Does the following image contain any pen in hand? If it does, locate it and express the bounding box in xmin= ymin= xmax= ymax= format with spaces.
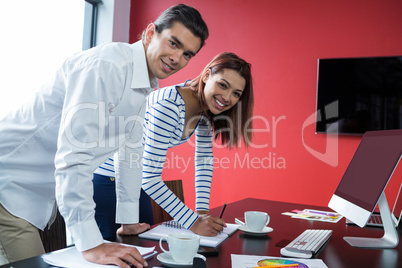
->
xmin=219 ymin=203 xmax=227 ymax=218
xmin=127 ymin=251 xmax=157 ymax=267
xmin=143 ymin=251 xmax=158 ymax=260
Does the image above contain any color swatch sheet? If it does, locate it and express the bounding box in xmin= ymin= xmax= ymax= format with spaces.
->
xmin=282 ymin=209 xmax=343 ymax=223
xmin=231 ymin=254 xmax=328 ymax=268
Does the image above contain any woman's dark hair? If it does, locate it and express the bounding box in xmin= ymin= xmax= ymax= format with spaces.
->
xmin=190 ymin=52 xmax=254 ymax=148
xmin=145 ymin=4 xmax=209 ymax=51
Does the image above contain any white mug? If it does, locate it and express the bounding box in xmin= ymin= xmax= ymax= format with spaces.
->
xmin=159 ymin=233 xmax=200 ymax=264
xmin=245 ymin=211 xmax=270 ymax=232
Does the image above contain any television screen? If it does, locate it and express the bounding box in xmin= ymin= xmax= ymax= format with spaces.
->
xmin=316 ymin=56 xmax=402 ymax=135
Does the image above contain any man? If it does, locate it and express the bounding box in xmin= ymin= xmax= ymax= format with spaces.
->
xmin=0 ymin=4 xmax=208 ymax=268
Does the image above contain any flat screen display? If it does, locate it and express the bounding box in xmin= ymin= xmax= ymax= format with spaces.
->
xmin=316 ymin=56 xmax=402 ymax=135
xmin=334 ymin=130 xmax=402 ymax=212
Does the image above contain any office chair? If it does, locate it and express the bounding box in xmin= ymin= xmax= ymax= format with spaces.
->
xmin=38 ymin=210 xmax=67 ymax=253
xmin=150 ymin=179 xmax=185 ymax=224
xmin=38 ymin=180 xmax=184 ymax=252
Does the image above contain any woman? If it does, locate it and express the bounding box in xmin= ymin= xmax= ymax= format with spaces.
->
xmin=142 ymin=52 xmax=254 ymax=236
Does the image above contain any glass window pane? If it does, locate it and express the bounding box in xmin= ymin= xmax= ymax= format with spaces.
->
xmin=0 ymin=1 xmax=85 ymax=119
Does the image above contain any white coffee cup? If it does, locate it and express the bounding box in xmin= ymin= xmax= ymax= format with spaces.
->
xmin=159 ymin=233 xmax=200 ymax=264
xmin=245 ymin=211 xmax=270 ymax=232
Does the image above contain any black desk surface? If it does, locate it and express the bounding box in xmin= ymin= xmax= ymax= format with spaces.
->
xmin=1 ymin=198 xmax=401 ymax=268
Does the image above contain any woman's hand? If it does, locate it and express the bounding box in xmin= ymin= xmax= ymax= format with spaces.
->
xmin=189 ymin=214 xmax=227 ymax=236
xmin=197 ymin=210 xmax=209 ymax=215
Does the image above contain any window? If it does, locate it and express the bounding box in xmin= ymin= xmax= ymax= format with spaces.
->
xmin=0 ymin=1 xmax=85 ymax=119
xmin=0 ymin=0 xmax=128 ymax=247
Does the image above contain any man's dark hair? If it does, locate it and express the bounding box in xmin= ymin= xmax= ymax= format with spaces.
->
xmin=153 ymin=4 xmax=209 ymax=50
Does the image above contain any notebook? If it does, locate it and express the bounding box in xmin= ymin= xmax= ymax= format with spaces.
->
xmin=139 ymin=221 xmax=239 ymax=247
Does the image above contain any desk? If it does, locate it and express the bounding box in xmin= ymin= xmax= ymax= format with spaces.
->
xmin=1 ymin=198 xmax=401 ymax=268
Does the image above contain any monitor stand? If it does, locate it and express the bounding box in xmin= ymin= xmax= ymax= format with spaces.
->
xmin=344 ymin=192 xmax=399 ymax=248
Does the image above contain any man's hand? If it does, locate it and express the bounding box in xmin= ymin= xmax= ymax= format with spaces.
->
xmin=117 ymin=223 xmax=151 ymax=236
xmin=189 ymin=214 xmax=227 ymax=236
xmin=82 ymin=242 xmax=147 ymax=268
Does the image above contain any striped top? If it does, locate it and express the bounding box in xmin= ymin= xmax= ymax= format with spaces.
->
xmin=142 ymin=84 xmax=213 ymax=229
xmin=95 ymin=157 xmax=115 ymax=178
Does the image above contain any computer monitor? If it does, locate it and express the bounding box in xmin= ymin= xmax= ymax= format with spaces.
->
xmin=345 ymin=179 xmax=402 ymax=228
xmin=328 ymin=129 xmax=402 ymax=248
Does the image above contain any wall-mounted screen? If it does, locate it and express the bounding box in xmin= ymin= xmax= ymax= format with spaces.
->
xmin=316 ymin=56 xmax=402 ymax=135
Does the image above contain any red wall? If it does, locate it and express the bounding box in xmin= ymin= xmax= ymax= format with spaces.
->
xmin=130 ymin=0 xmax=402 ymax=212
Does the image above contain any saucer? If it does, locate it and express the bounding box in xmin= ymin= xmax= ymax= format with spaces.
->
xmin=238 ymin=225 xmax=273 ymax=236
xmin=157 ymin=252 xmax=206 ymax=267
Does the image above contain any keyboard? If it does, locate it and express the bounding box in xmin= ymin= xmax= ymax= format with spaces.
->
xmin=346 ymin=213 xmax=384 ymax=227
xmin=280 ymin=229 xmax=332 ymax=258
xmin=368 ymin=214 xmax=383 ymax=225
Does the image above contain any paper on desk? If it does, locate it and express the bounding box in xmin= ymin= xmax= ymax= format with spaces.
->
xmin=282 ymin=209 xmax=343 ymax=223
xmin=139 ymin=221 xmax=239 ymax=247
xmin=42 ymin=243 xmax=155 ymax=268
xmin=231 ymin=254 xmax=328 ymax=268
